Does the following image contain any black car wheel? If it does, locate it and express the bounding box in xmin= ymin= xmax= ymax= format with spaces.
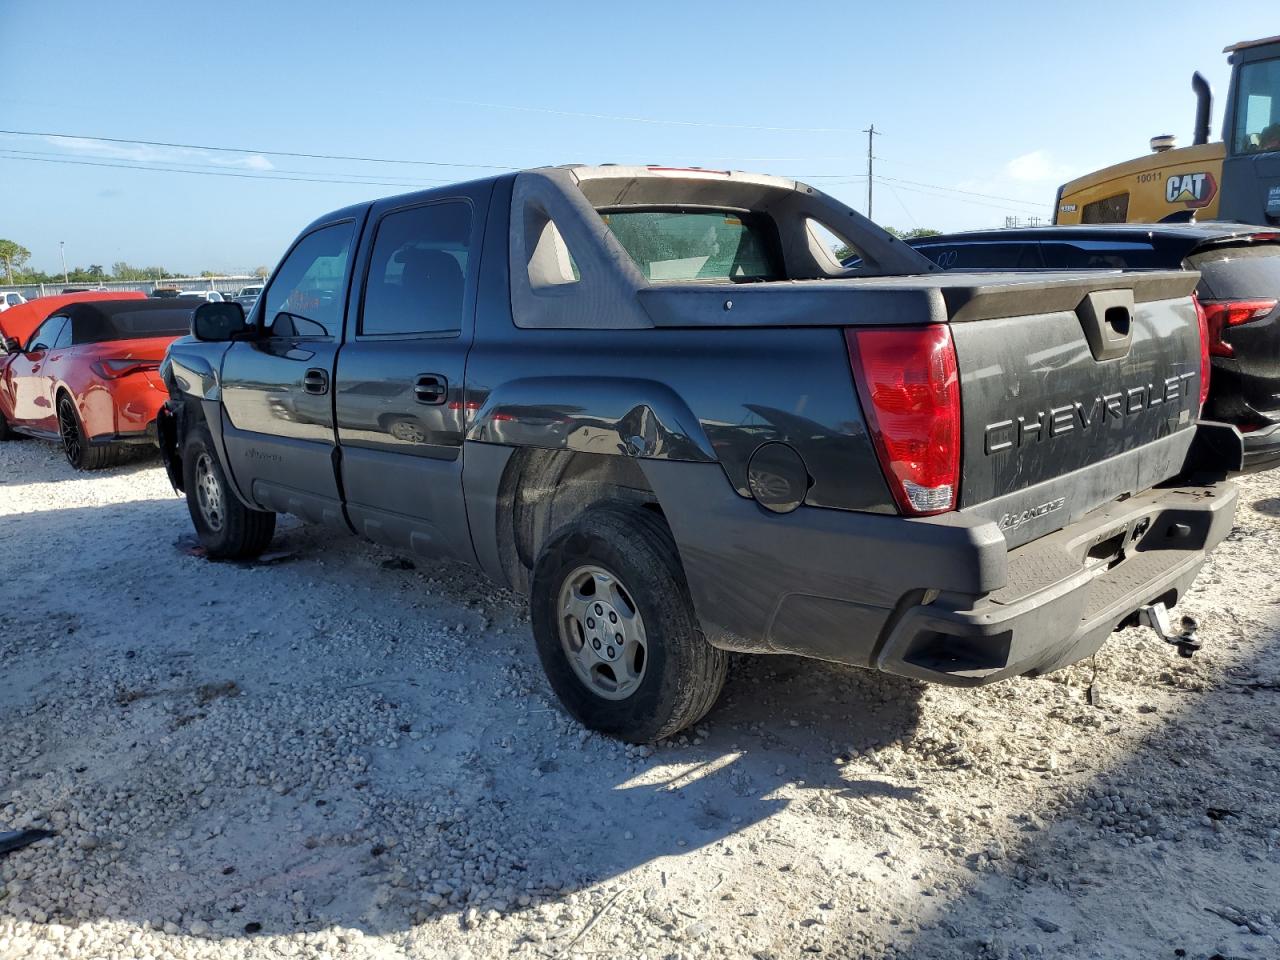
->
xmin=57 ymin=395 xmax=124 ymax=470
xmin=181 ymin=424 xmax=276 ymax=560
xmin=531 ymin=504 xmax=728 ymax=742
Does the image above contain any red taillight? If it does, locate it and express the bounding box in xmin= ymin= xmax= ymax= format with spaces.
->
xmin=1200 ymin=298 xmax=1277 ymax=359
xmin=846 ymin=324 xmax=960 ymax=516
xmin=92 ymin=358 xmax=160 ymax=379
xmin=1194 ymin=295 xmax=1211 ymax=410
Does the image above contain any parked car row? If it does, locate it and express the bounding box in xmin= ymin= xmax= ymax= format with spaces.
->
xmin=2 ymin=165 xmax=1274 ymax=741
xmin=0 ymin=292 xmax=203 ymax=467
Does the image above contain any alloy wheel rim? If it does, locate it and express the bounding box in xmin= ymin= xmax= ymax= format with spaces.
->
xmin=194 ymin=452 xmax=225 ymax=532
xmin=556 ymin=564 xmax=648 ymax=700
xmin=58 ymin=401 xmax=81 ymax=465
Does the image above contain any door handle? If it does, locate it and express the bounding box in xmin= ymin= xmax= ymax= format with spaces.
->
xmin=302 ymin=368 xmax=329 ymax=395
xmin=414 ymin=374 xmax=447 ymax=405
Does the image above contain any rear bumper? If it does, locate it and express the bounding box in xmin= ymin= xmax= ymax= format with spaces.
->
xmin=640 ymin=459 xmax=1237 ymax=688
xmin=1241 ymin=422 xmax=1280 ymax=474
xmin=876 ymin=480 xmax=1235 ymax=684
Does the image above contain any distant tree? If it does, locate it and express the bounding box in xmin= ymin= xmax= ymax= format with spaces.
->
xmin=253 ymin=265 xmax=270 ymax=279
xmin=0 ymin=239 xmax=31 ymax=283
xmin=87 ymin=264 xmax=105 ymax=279
xmin=200 ymin=270 xmax=217 ymax=278
xmin=883 ymin=226 xmax=942 ymax=240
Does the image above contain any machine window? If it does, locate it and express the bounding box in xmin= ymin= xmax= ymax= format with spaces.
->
xmin=1081 ymin=194 xmax=1130 ymax=224
xmin=361 ymin=201 xmax=472 ymax=337
xmin=1232 ymin=57 xmax=1280 ymax=154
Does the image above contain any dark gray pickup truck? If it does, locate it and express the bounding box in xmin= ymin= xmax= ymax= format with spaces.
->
xmin=159 ymin=165 xmax=1240 ymax=741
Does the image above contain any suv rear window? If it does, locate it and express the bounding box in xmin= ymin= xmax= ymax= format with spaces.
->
xmin=913 ymin=241 xmax=1041 ymax=270
xmin=1189 ymin=243 xmax=1280 ymax=299
xmin=600 ymin=209 xmax=781 ymax=282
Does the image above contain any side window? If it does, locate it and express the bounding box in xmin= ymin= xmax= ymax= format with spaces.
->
xmin=1231 ymin=57 xmax=1280 ymax=154
xmin=360 ymin=201 xmax=473 ymax=337
xmin=262 ymin=221 xmax=355 ymax=338
xmin=27 ymin=317 xmax=66 ymax=351
xmin=52 ymin=320 xmax=74 ymax=349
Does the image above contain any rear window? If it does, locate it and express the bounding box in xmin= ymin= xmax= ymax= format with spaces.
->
xmin=600 ymin=209 xmax=781 ymax=282
xmin=75 ymin=308 xmax=192 ymax=344
xmin=1188 ymin=244 xmax=1280 ymax=299
xmin=1039 ymin=240 xmax=1164 ymax=270
xmin=913 ymin=241 xmax=1041 ymax=270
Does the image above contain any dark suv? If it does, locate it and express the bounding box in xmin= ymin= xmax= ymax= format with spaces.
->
xmin=906 ymin=224 xmax=1280 ymax=472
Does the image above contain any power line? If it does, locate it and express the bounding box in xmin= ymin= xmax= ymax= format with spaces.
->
xmin=0 ymin=128 xmax=516 ymax=170
xmin=876 ymin=179 xmax=1051 ymax=216
xmin=0 ymin=153 xmax=439 ymax=188
xmin=423 ymin=97 xmax=861 ymax=134
xmin=0 ymin=148 xmax=451 ymax=185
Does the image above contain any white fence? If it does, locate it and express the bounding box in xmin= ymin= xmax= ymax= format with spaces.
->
xmin=0 ymin=276 xmax=262 ymax=300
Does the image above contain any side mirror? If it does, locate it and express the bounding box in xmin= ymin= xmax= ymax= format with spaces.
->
xmin=1 ymin=336 xmax=20 ymax=354
xmin=192 ymin=301 xmax=249 ymax=342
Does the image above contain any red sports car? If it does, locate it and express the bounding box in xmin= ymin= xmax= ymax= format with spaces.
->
xmin=0 ymin=297 xmax=200 ymax=469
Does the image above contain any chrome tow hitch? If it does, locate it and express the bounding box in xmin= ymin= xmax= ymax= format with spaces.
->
xmin=1138 ymin=602 xmax=1201 ymax=658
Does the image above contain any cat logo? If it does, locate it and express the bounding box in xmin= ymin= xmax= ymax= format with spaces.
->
xmin=1165 ymin=171 xmax=1218 ymax=209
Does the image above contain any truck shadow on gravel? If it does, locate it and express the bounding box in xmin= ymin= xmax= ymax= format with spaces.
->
xmin=0 ymin=494 xmax=929 ymax=947
xmin=888 ymin=623 xmax=1280 ymax=958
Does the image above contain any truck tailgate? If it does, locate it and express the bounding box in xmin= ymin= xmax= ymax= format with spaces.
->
xmin=948 ymin=270 xmax=1204 ymax=544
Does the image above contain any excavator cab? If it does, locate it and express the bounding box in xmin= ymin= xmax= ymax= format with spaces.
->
xmin=1218 ymin=36 xmax=1280 ymax=224
xmin=1056 ymin=35 xmax=1280 ymax=227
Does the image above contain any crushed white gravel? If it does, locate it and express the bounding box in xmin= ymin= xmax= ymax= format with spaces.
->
xmin=0 ymin=437 xmax=1278 ymax=960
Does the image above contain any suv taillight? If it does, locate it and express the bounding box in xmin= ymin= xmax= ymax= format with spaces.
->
xmin=1200 ymin=298 xmax=1277 ymax=359
xmin=845 ymin=324 xmax=960 ymax=516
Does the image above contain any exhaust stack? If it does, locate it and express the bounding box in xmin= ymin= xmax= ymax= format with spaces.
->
xmin=1192 ymin=71 xmax=1213 ymax=145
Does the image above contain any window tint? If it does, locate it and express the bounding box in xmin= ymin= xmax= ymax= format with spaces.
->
xmin=263 ymin=221 xmax=354 ymax=338
xmin=361 ymin=201 xmax=472 ymax=336
xmin=1188 ymin=244 xmax=1280 ymax=299
xmin=914 ymin=242 xmax=1041 ymax=270
xmin=1039 ymin=240 xmax=1163 ymax=270
xmin=1082 ymin=194 xmax=1130 ymax=224
xmin=1232 ymin=57 xmax=1280 ymax=154
xmin=601 ymin=209 xmax=781 ymax=282
xmin=27 ymin=316 xmax=66 ymax=351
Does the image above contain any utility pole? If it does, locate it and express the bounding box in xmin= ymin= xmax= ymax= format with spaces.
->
xmin=862 ymin=124 xmax=880 ymax=221
xmin=59 ymin=241 xmax=68 ymax=284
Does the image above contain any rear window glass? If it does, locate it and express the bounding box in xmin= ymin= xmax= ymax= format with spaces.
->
xmin=600 ymin=209 xmax=781 ymax=282
xmin=1188 ymin=244 xmax=1280 ymax=299
xmin=913 ymin=242 xmax=1041 ymax=270
xmin=75 ymin=308 xmax=192 ymax=344
xmin=1039 ymin=240 xmax=1164 ymax=270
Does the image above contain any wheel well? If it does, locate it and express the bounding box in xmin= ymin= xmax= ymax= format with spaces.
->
xmin=496 ymin=449 xmax=662 ymax=593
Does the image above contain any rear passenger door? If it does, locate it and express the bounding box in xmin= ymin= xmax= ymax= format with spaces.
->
xmin=335 ymin=185 xmax=490 ymax=563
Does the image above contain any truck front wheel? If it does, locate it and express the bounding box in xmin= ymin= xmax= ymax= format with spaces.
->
xmin=181 ymin=425 xmax=276 ymax=560
xmin=531 ymin=504 xmax=728 ymax=742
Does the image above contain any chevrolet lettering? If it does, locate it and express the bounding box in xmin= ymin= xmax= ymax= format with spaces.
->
xmin=984 ymin=372 xmax=1197 ymax=455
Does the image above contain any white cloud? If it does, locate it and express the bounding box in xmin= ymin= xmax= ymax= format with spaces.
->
xmin=1004 ymin=149 xmax=1072 ymax=184
xmin=45 ymin=136 xmax=273 ymax=171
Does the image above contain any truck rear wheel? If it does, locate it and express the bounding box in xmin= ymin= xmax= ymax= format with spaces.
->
xmin=531 ymin=504 xmax=728 ymax=742
xmin=182 ymin=425 xmax=276 ymax=560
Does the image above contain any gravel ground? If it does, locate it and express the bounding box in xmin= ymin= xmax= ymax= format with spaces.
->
xmin=1 ymin=437 xmax=1278 ymax=960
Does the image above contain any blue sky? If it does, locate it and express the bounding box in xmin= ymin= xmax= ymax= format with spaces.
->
xmin=2 ymin=0 xmax=1277 ymax=275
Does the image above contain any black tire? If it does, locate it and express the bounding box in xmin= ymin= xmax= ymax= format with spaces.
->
xmin=181 ymin=423 xmax=276 ymax=560
xmin=58 ymin=395 xmax=127 ymax=470
xmin=531 ymin=504 xmax=729 ymax=742
xmin=0 ymin=407 xmax=23 ymax=441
